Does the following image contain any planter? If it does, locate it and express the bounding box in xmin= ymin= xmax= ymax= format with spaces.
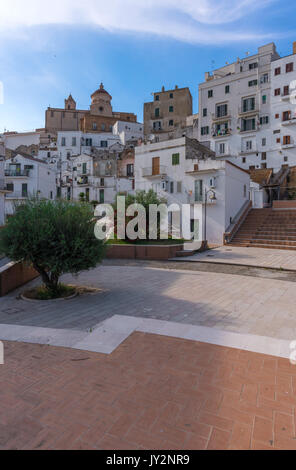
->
xmin=106 ymin=243 xmax=184 ymax=260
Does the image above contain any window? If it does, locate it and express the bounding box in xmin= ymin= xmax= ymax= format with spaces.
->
xmin=67 ymin=152 xmax=71 ymax=159
xmin=169 ymin=93 xmax=174 ymax=99
xmin=216 ymin=103 xmax=228 ymax=118
xmin=50 ymin=191 xmax=53 ymax=200
xmin=169 ymin=120 xmax=174 ymax=126
xmin=275 ymin=67 xmax=281 ymax=76
xmin=208 ymin=90 xmax=213 ymax=98
xmin=242 ymin=97 xmax=255 ymax=112
xmin=22 ymin=183 xmax=28 ymax=197
xmin=248 ymin=80 xmax=258 ymax=87
xmin=92 ymin=122 xmax=97 ymax=130
xmin=172 ymin=153 xmax=180 ymax=165
xmin=85 ymin=138 xmax=92 ymax=146
xmin=219 ymin=143 xmax=225 ymax=154
xmin=276 ymin=138 xmax=281 ymax=143
xmin=169 ymin=106 xmax=174 ymax=113
xmin=274 ymin=88 xmax=281 ymax=96
xmin=6 ymin=183 xmax=14 ymax=191
xmin=47 ymin=152 xmax=51 ymax=158
xmin=72 ymin=137 xmax=76 ymax=146
xmin=50 ymin=110 xmax=54 ymax=118
xmin=100 ymin=178 xmax=104 ymax=187
xmin=246 ymin=140 xmax=252 ymax=151
xmin=127 ymin=164 xmax=134 ymax=177
xmin=262 ymin=95 xmax=267 ymax=104
xmin=273 ymin=129 xmax=281 ymax=134
xmin=202 ymin=108 xmax=207 ymax=117
xmin=286 ymin=62 xmax=294 ymax=73
xmin=99 ymin=189 xmax=104 ymax=203
xmin=242 ymin=157 xmax=246 ymax=163
xmin=249 ymin=62 xmax=258 ymax=70
xmin=82 ymin=163 xmax=87 ymax=174
xmin=61 ymin=137 xmax=66 ymax=146
xmin=194 ymin=180 xmax=203 ymax=202
xmin=225 ymin=85 xmax=230 ymax=94
xmin=177 ymin=181 xmax=182 ymax=193
xmin=153 ymin=121 xmax=161 ymax=131
xmin=100 ymin=141 xmax=108 ymax=148
xmin=170 ymin=182 xmax=174 ymax=193
xmin=283 ymin=111 xmax=291 ymax=122
xmin=155 ymin=108 xmax=160 ymax=117
xmin=155 ymin=95 xmax=159 ymax=101
xmin=261 ymin=163 xmax=267 ymax=169
xmin=275 ymin=113 xmax=279 ymax=119
xmin=283 ymin=85 xmax=290 ymax=96
xmin=261 ymin=152 xmax=267 ymax=160
xmin=201 ymin=126 xmax=209 ymax=135
xmin=101 ymin=124 xmax=105 ymax=131
xmin=262 ymin=138 xmax=266 ymax=146
xmin=244 ymin=185 xmax=247 ymax=198
xmin=283 ymin=136 xmax=291 ymax=145
xmin=260 ymin=116 xmax=269 ymax=125
xmin=242 ymin=118 xmax=256 ymax=132
xmin=260 ymin=74 xmax=269 ymax=84
xmin=284 ymin=156 xmax=288 ymax=162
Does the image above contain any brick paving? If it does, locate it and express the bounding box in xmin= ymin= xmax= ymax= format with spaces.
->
xmin=1 ymin=333 xmax=296 ymax=450
xmin=180 ymin=245 xmax=296 ymax=270
xmin=1 ymin=265 xmax=296 ymax=340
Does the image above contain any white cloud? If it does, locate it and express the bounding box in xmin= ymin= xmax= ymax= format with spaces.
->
xmin=0 ymin=0 xmax=276 ymax=44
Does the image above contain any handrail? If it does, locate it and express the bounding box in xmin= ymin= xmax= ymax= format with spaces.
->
xmin=223 ymin=200 xmax=252 ymax=244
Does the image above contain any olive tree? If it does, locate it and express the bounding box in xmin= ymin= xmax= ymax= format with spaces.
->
xmin=0 ymin=198 xmax=105 ymax=293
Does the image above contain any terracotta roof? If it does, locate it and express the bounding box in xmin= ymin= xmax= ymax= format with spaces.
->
xmin=249 ymin=168 xmax=273 ymax=185
xmin=91 ymin=83 xmax=111 ymax=98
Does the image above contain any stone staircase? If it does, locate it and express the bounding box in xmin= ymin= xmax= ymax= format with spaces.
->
xmin=229 ymin=208 xmax=296 ymax=250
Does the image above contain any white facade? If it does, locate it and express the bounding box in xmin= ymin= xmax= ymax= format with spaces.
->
xmin=0 ymin=131 xmax=41 ymax=151
xmin=198 ymin=43 xmax=281 ymax=171
xmin=135 ymin=137 xmax=250 ymax=244
xmin=4 ymin=154 xmax=57 ymax=216
xmin=56 ymin=131 xmax=121 ymax=161
xmin=113 ymin=121 xmax=143 ymax=145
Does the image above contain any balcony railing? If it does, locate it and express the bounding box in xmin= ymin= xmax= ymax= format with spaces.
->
xmin=5 ymin=169 xmax=30 ymax=177
xmin=282 ymin=138 xmax=295 ymax=148
xmin=212 ymin=129 xmax=231 ymax=138
xmin=238 ymin=106 xmax=259 ymax=116
xmin=240 ymin=145 xmax=257 ymax=154
xmin=142 ymin=165 xmax=167 ymax=177
xmin=211 ymin=112 xmax=231 ymax=122
xmin=5 ymin=191 xmax=28 ymax=198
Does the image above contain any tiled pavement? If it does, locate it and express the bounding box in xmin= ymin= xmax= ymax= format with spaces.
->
xmin=175 ymin=246 xmax=296 ymax=271
xmin=1 ymin=332 xmax=296 ymax=450
xmin=1 ymin=265 xmax=296 ymax=340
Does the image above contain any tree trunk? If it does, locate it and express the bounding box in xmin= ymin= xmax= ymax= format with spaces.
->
xmin=33 ymin=264 xmax=60 ymax=293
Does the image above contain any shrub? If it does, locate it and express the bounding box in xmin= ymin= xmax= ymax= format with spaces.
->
xmin=0 ymin=198 xmax=105 ymax=294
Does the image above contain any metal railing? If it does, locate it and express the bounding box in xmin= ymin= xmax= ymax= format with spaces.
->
xmin=142 ymin=165 xmax=167 ymax=177
xmin=5 ymin=170 xmax=30 ymax=177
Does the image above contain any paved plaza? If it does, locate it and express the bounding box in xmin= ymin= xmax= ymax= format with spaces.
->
xmin=1 ymin=333 xmax=296 ymax=450
xmin=176 ymin=246 xmax=296 ymax=271
xmin=1 ymin=263 xmax=296 ymax=340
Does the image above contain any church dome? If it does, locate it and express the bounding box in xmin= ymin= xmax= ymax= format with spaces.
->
xmin=91 ymin=83 xmax=112 ymax=100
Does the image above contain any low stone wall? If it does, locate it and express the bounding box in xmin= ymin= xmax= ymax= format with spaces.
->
xmin=0 ymin=261 xmax=39 ymax=297
xmin=273 ymin=201 xmax=296 ymax=210
xmin=106 ymin=244 xmax=184 ymax=260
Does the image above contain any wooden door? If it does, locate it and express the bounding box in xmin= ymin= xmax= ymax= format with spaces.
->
xmin=152 ymin=157 xmax=160 ymax=175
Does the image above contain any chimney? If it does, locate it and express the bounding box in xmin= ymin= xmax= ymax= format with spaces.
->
xmin=293 ymin=41 xmax=296 ymax=55
xmin=161 ymin=86 xmax=165 ymax=92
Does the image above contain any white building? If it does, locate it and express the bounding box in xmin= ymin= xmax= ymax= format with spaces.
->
xmin=135 ymin=137 xmax=250 ymax=245
xmin=4 ymin=154 xmax=57 ymax=216
xmin=113 ymin=121 xmax=143 ymax=145
xmin=0 ymin=130 xmax=41 ymax=151
xmin=198 ymin=41 xmax=296 ymax=174
xmin=56 ymin=131 xmax=121 ymax=161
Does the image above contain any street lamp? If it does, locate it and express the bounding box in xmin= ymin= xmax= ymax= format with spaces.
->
xmin=204 ymin=188 xmax=217 ymax=244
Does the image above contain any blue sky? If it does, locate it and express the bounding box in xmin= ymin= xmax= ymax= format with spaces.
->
xmin=0 ymin=0 xmax=295 ymax=132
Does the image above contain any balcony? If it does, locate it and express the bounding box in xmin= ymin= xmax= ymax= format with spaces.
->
xmin=187 ymin=194 xmax=217 ymax=205
xmin=240 ymin=144 xmax=257 ymax=155
xmin=77 ymin=176 xmax=89 ymax=185
xmin=281 ymin=91 xmax=290 ymax=101
xmin=212 ymin=129 xmax=231 ymax=138
xmin=5 ymin=191 xmax=28 ymax=199
xmin=5 ymin=169 xmax=30 ymax=177
xmin=238 ymin=106 xmax=259 ymax=117
xmin=142 ymin=165 xmax=167 ymax=178
xmin=211 ymin=112 xmax=231 ymax=122
xmin=282 ymin=117 xmax=296 ymax=126
xmin=282 ymin=139 xmax=295 ymax=149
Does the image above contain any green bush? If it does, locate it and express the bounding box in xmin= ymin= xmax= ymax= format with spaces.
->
xmin=0 ymin=198 xmax=105 ymax=294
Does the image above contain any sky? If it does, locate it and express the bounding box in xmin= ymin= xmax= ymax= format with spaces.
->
xmin=0 ymin=0 xmax=296 ymax=133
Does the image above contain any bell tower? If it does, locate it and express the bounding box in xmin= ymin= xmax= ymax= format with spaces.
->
xmin=65 ymin=94 xmax=76 ymax=110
